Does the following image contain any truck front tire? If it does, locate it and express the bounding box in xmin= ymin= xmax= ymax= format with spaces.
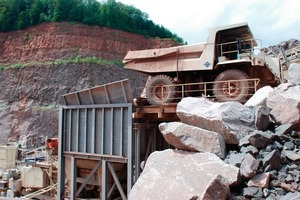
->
xmin=146 ymin=75 xmax=177 ymax=105
xmin=213 ymin=69 xmax=250 ymax=102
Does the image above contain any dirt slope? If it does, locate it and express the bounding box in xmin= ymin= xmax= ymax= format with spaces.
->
xmin=0 ymin=22 xmax=179 ymax=65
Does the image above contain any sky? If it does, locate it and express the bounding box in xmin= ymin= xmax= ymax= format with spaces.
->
xmin=117 ymin=0 xmax=299 ymax=48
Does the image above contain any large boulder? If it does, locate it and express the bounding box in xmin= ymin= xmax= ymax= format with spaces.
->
xmin=159 ymin=122 xmax=226 ymax=158
xmin=129 ymin=149 xmax=240 ymax=200
xmin=177 ymin=97 xmax=255 ymax=144
xmin=245 ymin=86 xmax=274 ymax=107
xmin=288 ymin=63 xmax=300 ymax=85
xmin=266 ymin=83 xmax=300 ymax=130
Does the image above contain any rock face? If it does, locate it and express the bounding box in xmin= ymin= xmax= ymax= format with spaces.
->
xmin=0 ymin=22 xmax=179 ymax=145
xmin=0 ymin=22 xmax=180 ymax=65
xmin=0 ymin=63 xmax=148 ymax=144
xmin=129 ymin=149 xmax=240 ymax=200
xmin=159 ymin=122 xmax=226 ymax=158
xmin=177 ymin=97 xmax=255 ymax=144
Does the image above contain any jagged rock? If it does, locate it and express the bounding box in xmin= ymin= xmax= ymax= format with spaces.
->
xmin=248 ymin=173 xmax=270 ymax=188
xmin=263 ymin=150 xmax=281 ymax=171
xmin=267 ymin=84 xmax=300 ymax=130
xmin=239 ymin=131 xmax=273 ymax=149
xmin=226 ymin=152 xmax=245 ymax=167
xmin=129 ymin=149 xmax=240 ymax=200
xmin=282 ymin=149 xmax=300 ymax=161
xmin=245 ymin=86 xmax=273 ymax=107
xmin=243 ymin=187 xmax=263 ymax=198
xmin=255 ymin=106 xmax=272 ymax=131
xmin=240 ymin=145 xmax=259 ymax=155
xmin=294 ymin=139 xmax=300 ymax=146
xmin=280 ymin=183 xmax=295 ymax=193
xmin=177 ymin=97 xmax=255 ymax=144
xmin=285 ymin=174 xmax=294 ymax=183
xmin=270 ymin=179 xmax=281 ymax=187
xmin=283 ymin=141 xmax=295 ymax=150
xmin=240 ymin=153 xmax=260 ymax=179
xmin=263 ymin=188 xmax=270 ymax=198
xmin=280 ymin=192 xmax=300 ymax=200
xmin=159 ymin=122 xmax=226 ymax=158
xmin=275 ymin=124 xmax=294 ymax=136
xmin=278 ymin=172 xmax=287 ymax=183
xmin=273 ymin=141 xmax=283 ymax=150
xmin=200 ymin=174 xmax=231 ymax=200
xmin=290 ymin=131 xmax=300 ymax=138
xmin=275 ymin=187 xmax=286 ymax=196
xmin=288 ymin=63 xmax=300 ymax=85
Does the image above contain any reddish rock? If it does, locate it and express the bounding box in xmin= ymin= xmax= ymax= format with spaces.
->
xmin=0 ymin=22 xmax=180 ymax=65
xmin=240 ymin=153 xmax=260 ymax=179
xmin=200 ymin=175 xmax=230 ymax=200
xmin=267 ymin=84 xmax=300 ymax=130
xmin=129 ymin=149 xmax=240 ymax=200
xmin=177 ymin=97 xmax=255 ymax=144
xmin=159 ymin=122 xmax=226 ymax=158
xmin=245 ymin=86 xmax=273 ymax=107
xmin=288 ymin=63 xmax=300 ymax=85
xmin=247 ymin=173 xmax=270 ymax=188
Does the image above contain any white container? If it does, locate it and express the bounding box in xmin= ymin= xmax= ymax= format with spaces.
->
xmin=21 ymin=166 xmax=47 ymax=188
xmin=0 ymin=145 xmax=17 ymax=169
xmin=9 ymin=178 xmax=22 ymax=192
xmin=6 ymin=190 xmax=15 ymax=198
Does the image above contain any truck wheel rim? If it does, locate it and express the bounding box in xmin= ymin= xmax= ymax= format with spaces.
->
xmin=153 ymin=84 xmax=168 ymax=100
xmin=223 ymin=81 xmax=240 ymax=97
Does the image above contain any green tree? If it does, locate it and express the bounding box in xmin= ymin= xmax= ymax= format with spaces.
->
xmin=0 ymin=0 xmax=184 ymax=43
xmin=29 ymin=0 xmax=43 ymax=25
xmin=69 ymin=0 xmax=84 ymax=22
xmin=82 ymin=0 xmax=101 ymax=25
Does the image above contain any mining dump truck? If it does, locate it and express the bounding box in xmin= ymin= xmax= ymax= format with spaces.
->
xmin=123 ymin=22 xmax=285 ymax=105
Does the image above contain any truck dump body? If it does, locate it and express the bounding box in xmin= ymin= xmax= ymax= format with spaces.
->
xmin=123 ymin=43 xmax=206 ymax=73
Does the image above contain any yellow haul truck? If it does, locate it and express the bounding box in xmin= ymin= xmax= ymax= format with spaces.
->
xmin=123 ymin=22 xmax=284 ymax=105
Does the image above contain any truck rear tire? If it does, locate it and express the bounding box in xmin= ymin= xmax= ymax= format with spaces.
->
xmin=146 ymin=75 xmax=177 ymax=105
xmin=213 ymin=69 xmax=250 ymax=102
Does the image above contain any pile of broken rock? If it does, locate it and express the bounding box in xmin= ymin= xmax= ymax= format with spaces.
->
xmin=129 ymin=63 xmax=300 ymax=200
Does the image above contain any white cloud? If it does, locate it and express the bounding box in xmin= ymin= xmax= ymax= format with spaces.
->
xmin=117 ymin=0 xmax=300 ymax=47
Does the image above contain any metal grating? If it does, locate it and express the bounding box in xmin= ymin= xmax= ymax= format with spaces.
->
xmin=61 ymin=104 xmax=131 ymax=157
xmin=62 ymin=79 xmax=133 ymax=105
xmin=58 ymin=79 xmax=134 ymax=200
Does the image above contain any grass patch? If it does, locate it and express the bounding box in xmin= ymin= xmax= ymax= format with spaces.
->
xmin=0 ymin=56 xmax=123 ymax=70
